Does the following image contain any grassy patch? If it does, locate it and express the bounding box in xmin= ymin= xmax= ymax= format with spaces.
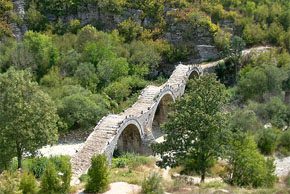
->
xmin=110 ymin=154 xmax=156 ymax=185
xmin=112 ymin=153 xmax=155 ymax=170
xmin=164 ymin=179 xmax=188 ymax=193
xmin=200 ymin=181 xmax=227 ymax=189
xmin=110 ymin=168 xmax=148 ymax=185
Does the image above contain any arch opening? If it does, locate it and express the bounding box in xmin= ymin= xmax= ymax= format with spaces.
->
xmin=116 ymin=124 xmax=143 ymax=155
xmin=189 ymin=70 xmax=199 ymax=79
xmin=152 ymin=93 xmax=174 ymax=139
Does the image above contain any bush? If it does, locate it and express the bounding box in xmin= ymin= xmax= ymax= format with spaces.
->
xmin=257 ymin=128 xmax=280 ymax=155
xmin=0 ymin=171 xmax=21 ymax=194
xmin=286 ymin=172 xmax=290 ymax=188
xmin=118 ymin=19 xmax=143 ymax=42
xmin=30 ymin=157 xmax=50 ymax=178
xmin=19 ymin=172 xmax=38 ymax=194
xmin=85 ymin=154 xmax=109 ymax=193
xmin=279 ymin=130 xmax=290 ymax=155
xmin=141 ymin=172 xmax=164 ymax=194
xmin=39 ymin=162 xmax=61 ymax=194
xmin=225 ymin=135 xmax=276 ymax=188
xmin=50 ymin=156 xmax=72 ymax=193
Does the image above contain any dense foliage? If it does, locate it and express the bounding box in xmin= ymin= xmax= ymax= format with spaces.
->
xmin=153 ymin=75 xmax=230 ymax=182
xmin=225 ymin=134 xmax=276 ymax=187
xmin=85 ymin=154 xmax=109 ymax=193
xmin=0 ymin=156 xmax=71 ymax=193
xmin=0 ymin=0 xmax=289 ymax=191
xmin=0 ymin=68 xmax=59 ymax=169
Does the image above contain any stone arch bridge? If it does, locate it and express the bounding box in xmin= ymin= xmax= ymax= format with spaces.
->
xmin=71 ymin=47 xmax=269 ymax=183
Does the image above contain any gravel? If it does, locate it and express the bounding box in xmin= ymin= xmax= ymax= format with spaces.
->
xmin=275 ymin=156 xmax=290 ymax=178
xmin=38 ymin=143 xmax=84 ymax=157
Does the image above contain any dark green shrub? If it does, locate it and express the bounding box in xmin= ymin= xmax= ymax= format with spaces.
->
xmin=39 ymin=162 xmax=61 ymax=194
xmin=30 ymin=157 xmax=49 ymax=178
xmin=19 ymin=172 xmax=38 ymax=194
xmin=85 ymin=154 xmax=109 ymax=193
xmin=279 ymin=130 xmax=290 ymax=155
xmin=141 ymin=172 xmax=164 ymax=194
xmin=257 ymin=128 xmax=280 ymax=155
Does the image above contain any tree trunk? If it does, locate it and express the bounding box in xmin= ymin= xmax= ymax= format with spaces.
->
xmin=201 ymin=172 xmax=205 ymax=183
xmin=16 ymin=144 xmax=22 ymax=169
xmin=285 ymin=90 xmax=290 ymax=104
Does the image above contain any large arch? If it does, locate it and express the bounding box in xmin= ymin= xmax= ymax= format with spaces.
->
xmin=115 ymin=121 xmax=144 ymax=155
xmin=188 ymin=69 xmax=200 ymax=79
xmin=151 ymin=92 xmax=175 ymax=139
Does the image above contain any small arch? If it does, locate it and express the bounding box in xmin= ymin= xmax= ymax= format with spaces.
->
xmin=188 ymin=70 xmax=199 ymax=79
xmin=116 ymin=124 xmax=143 ymax=154
xmin=152 ymin=93 xmax=174 ymax=139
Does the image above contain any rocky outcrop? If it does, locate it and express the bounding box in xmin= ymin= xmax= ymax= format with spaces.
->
xmin=10 ymin=0 xmax=27 ymax=40
xmin=196 ymin=45 xmax=219 ymax=61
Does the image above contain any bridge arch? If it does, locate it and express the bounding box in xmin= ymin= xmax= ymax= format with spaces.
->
xmin=188 ymin=68 xmax=201 ymax=79
xmin=114 ymin=118 xmax=144 ymax=155
xmin=151 ymin=91 xmax=175 ymax=139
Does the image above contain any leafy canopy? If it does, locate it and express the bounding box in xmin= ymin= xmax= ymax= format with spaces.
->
xmin=153 ymin=74 xmax=230 ymax=182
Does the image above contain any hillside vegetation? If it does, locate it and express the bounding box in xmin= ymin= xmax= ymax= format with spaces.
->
xmin=0 ymin=0 xmax=290 ymax=193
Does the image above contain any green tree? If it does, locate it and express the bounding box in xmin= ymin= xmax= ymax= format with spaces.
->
xmin=58 ymin=93 xmax=108 ymax=131
xmin=237 ymin=65 xmax=287 ymax=102
xmin=40 ymin=162 xmax=61 ymax=194
xmin=104 ymin=81 xmax=131 ymax=103
xmin=97 ymin=57 xmax=129 ymax=87
xmin=0 ymin=68 xmax=59 ymax=169
xmin=127 ymin=41 xmax=162 ymax=74
xmin=74 ymin=62 xmax=99 ymax=92
xmin=12 ymin=31 xmax=59 ymax=80
xmin=85 ymin=154 xmax=109 ymax=193
xmin=153 ymin=75 xmax=229 ymax=182
xmin=225 ymin=134 xmax=276 ymax=188
xmin=25 ymin=1 xmax=47 ymax=31
xmin=242 ymin=23 xmax=266 ymax=45
xmin=268 ymin=22 xmax=285 ymax=45
xmin=229 ymin=109 xmax=262 ymax=133
xmin=118 ymin=19 xmax=143 ymax=42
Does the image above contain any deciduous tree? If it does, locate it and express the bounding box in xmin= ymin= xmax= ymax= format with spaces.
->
xmin=0 ymin=68 xmax=59 ymax=169
xmin=153 ymin=75 xmax=229 ymax=182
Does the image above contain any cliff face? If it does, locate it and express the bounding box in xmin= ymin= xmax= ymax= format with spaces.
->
xmin=58 ymin=4 xmax=219 ymax=63
xmin=10 ymin=0 xmax=27 ymax=40
xmin=11 ymin=2 xmax=219 ymax=64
